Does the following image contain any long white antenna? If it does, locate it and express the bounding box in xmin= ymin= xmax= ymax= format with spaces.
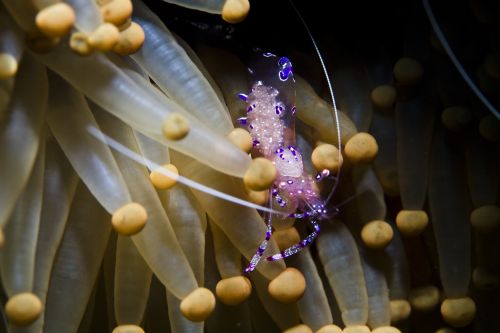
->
xmin=423 ymin=0 xmax=500 ymax=119
xmin=288 ymin=0 xmax=343 ymax=203
xmin=87 ymin=125 xmax=287 ymax=216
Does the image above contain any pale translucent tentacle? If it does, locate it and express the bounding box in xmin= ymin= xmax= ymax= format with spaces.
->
xmin=43 ymin=183 xmax=111 ymax=332
xmin=0 ymin=54 xmax=47 ymax=228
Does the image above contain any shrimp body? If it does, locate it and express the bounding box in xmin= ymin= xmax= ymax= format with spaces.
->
xmin=241 ymin=53 xmax=328 ymax=271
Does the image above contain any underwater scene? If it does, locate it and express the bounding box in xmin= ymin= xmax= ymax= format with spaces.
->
xmin=0 ymin=0 xmax=499 ymax=332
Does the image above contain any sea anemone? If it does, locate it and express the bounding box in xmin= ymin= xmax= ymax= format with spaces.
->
xmin=0 ymin=0 xmax=499 ymax=332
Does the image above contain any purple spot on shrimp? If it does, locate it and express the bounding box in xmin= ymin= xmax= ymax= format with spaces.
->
xmin=247 ymin=106 xmax=253 ymax=112
xmin=253 ymin=139 xmax=260 ymax=147
xmin=238 ymin=117 xmax=247 ymax=125
xmin=279 ymin=70 xmax=290 ymax=81
xmin=275 ymin=106 xmax=281 ymax=115
xmin=278 ymin=57 xmax=291 ymax=66
xmin=238 ymin=93 xmax=248 ymax=101
xmin=249 ymin=124 xmax=254 ymax=129
xmin=265 ymin=230 xmax=272 ymax=239
xmin=291 ymin=106 xmax=296 ymax=116
xmin=278 ymin=57 xmax=293 ymax=81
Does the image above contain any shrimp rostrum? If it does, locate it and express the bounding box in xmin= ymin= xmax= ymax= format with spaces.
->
xmin=240 ymin=53 xmax=338 ymax=273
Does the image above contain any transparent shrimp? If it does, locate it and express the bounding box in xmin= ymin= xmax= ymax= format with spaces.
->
xmin=240 ymin=52 xmax=340 ymax=273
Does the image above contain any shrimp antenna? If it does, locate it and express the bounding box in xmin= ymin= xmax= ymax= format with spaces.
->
xmin=422 ymin=0 xmax=500 ymax=119
xmin=288 ymin=0 xmax=343 ymax=202
xmin=87 ymin=125 xmax=287 ymax=216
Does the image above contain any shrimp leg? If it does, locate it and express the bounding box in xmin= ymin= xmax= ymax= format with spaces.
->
xmin=244 ymin=195 xmax=274 ymax=273
xmin=266 ymin=219 xmax=320 ymax=261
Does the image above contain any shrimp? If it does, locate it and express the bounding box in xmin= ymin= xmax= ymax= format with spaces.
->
xmin=240 ymin=52 xmax=339 ymax=273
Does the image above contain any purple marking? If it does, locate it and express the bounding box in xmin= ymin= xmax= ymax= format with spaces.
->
xmin=249 ymin=124 xmax=254 ymax=129
xmin=253 ymin=139 xmax=260 ymax=147
xmin=247 ymin=106 xmax=253 ymax=112
xmin=238 ymin=93 xmax=248 ymax=101
xmin=238 ymin=117 xmax=247 ymax=125
xmin=287 ymin=180 xmax=293 ymax=184
xmin=263 ymin=52 xmax=276 ymax=58
xmin=291 ymin=106 xmax=296 ymax=116
xmin=278 ymin=57 xmax=293 ymax=81
xmin=275 ymin=106 xmax=281 ymax=115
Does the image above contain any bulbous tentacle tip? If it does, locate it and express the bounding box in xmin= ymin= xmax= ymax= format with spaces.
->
xmin=150 ymin=163 xmax=179 ymax=190
xmin=216 ymin=276 xmax=252 ymax=305
xmin=396 ymin=210 xmax=429 ymax=236
xmin=393 ymin=57 xmax=424 ymax=85
xmin=111 ymin=202 xmax=148 ymax=235
xmin=441 ymin=297 xmax=476 ymax=328
xmin=0 ymin=53 xmax=18 ymax=79
xmin=227 ymin=127 xmax=253 ymax=153
xmin=317 ymin=324 xmax=342 ymax=333
xmin=112 ymin=325 xmax=145 ymax=333
xmin=283 ymin=323 xmax=313 ymax=333
xmin=361 ymin=220 xmax=394 ymax=249
xmin=272 ymin=227 xmax=300 ymax=252
xmin=180 ymin=287 xmax=216 ymax=322
xmin=100 ymin=0 xmax=133 ymax=27
xmin=5 ymin=292 xmax=43 ymax=326
xmin=371 ymin=84 xmax=397 ymax=109
xmin=408 ymin=285 xmax=441 ymax=312
xmin=371 ymin=326 xmax=402 ymax=333
xmin=311 ymin=143 xmax=342 ymax=173
xmin=35 ymin=3 xmax=76 ymax=38
xmin=344 ymin=132 xmax=378 ymax=164
xmin=113 ymin=22 xmax=145 ymax=56
xmin=342 ymin=325 xmax=370 ymax=333
xmin=222 ymin=0 xmax=250 ymax=24
xmin=268 ymin=267 xmax=306 ymax=303
xmin=88 ymin=23 xmax=121 ymax=52
xmin=390 ymin=299 xmax=412 ymax=322
xmin=163 ymin=112 xmax=190 ymax=141
xmin=243 ymin=157 xmax=277 ymax=191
